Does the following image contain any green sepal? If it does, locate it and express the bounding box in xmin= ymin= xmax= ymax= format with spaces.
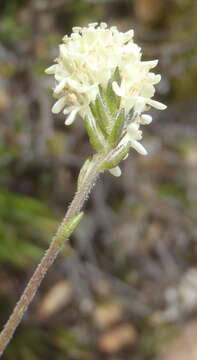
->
xmin=113 ymin=66 xmax=121 ymax=86
xmin=84 ymin=112 xmax=106 ymax=152
xmin=53 ymin=212 xmax=84 ymax=247
xmin=105 ymin=67 xmax=121 ymax=115
xmin=90 ymin=94 xmax=111 ymax=137
xmin=102 ymin=141 xmax=130 ymax=170
xmin=109 ymin=108 xmax=125 ymax=145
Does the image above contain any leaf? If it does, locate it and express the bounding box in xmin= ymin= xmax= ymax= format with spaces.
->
xmin=0 ymin=190 xmax=58 ymax=268
xmin=54 ymin=212 xmax=84 ymax=247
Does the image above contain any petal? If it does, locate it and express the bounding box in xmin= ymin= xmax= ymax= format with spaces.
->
xmin=127 ymin=122 xmax=139 ymax=133
xmin=131 ymin=140 xmax=147 ymax=155
xmin=118 ymin=133 xmax=130 ymax=147
xmin=65 ymin=109 xmax=78 ymax=125
xmin=127 ymin=124 xmax=142 ymax=141
xmin=100 ymin=22 xmax=107 ymax=29
xmin=127 ymin=125 xmax=142 ymax=141
xmin=45 ymin=65 xmax=57 ymax=74
xmin=147 ymin=99 xmax=167 ymax=110
xmin=112 ymin=81 xmax=123 ymax=97
xmin=141 ymin=114 xmax=152 ymax=125
xmin=134 ymin=97 xmax=146 ymax=114
xmin=59 ymin=44 xmax=68 ymax=59
xmin=142 ymin=60 xmax=158 ymax=69
xmin=63 ymin=106 xmax=77 ymax=115
xmin=54 ymin=79 xmax=67 ymax=95
xmin=88 ymin=22 xmax=99 ymax=28
xmin=148 ymin=73 xmax=161 ymax=84
xmin=140 ymin=84 xmax=155 ymax=98
xmin=72 ymin=26 xmax=82 ymax=33
xmin=109 ymin=166 xmax=122 ymax=177
xmin=66 ymin=78 xmax=79 ymax=89
xmin=52 ymin=97 xmax=67 ymax=114
xmin=124 ymin=29 xmax=134 ymax=41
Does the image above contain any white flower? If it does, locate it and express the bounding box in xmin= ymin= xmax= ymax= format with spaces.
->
xmin=46 ymin=23 xmax=167 ymax=176
xmin=46 ymin=22 xmax=166 ymax=125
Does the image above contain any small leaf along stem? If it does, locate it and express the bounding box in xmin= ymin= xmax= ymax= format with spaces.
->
xmin=0 ymin=153 xmax=106 ymax=357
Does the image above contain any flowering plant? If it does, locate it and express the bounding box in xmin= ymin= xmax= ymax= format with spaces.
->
xmin=0 ymin=23 xmax=166 ymax=357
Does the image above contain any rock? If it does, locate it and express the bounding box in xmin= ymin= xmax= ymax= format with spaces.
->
xmin=98 ymin=324 xmax=137 ymax=354
xmin=158 ymin=321 xmax=197 ymax=360
xmin=38 ymin=280 xmax=72 ymax=319
xmin=93 ymin=303 xmax=123 ymax=330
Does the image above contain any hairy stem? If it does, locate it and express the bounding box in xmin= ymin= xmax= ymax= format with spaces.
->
xmin=0 ymin=153 xmax=105 ymax=357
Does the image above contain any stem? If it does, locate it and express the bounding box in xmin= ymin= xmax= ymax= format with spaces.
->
xmin=0 ymin=154 xmax=105 ymax=357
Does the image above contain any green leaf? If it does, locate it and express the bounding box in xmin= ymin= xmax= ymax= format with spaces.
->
xmin=54 ymin=212 xmax=84 ymax=247
xmin=0 ymin=190 xmax=58 ymax=268
xmin=109 ymin=108 xmax=125 ymax=145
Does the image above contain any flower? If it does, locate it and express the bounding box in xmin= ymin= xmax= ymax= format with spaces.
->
xmin=46 ymin=23 xmax=165 ymax=122
xmin=46 ymin=22 xmax=166 ymax=176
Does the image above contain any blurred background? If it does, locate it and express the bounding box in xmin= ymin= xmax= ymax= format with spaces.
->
xmin=0 ymin=0 xmax=197 ymax=359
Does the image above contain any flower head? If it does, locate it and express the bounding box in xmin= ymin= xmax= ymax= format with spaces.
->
xmin=46 ymin=22 xmax=166 ymax=176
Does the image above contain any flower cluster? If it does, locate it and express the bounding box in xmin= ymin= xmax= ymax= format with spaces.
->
xmin=46 ymin=22 xmax=166 ymax=176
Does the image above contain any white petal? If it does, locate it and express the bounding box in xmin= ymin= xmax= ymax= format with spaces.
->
xmin=134 ymin=97 xmax=146 ymax=113
xmin=128 ymin=122 xmax=139 ymax=132
xmin=123 ymin=43 xmax=138 ymax=55
xmin=141 ymin=114 xmax=152 ymax=125
xmin=63 ymin=106 xmax=76 ymax=115
xmin=52 ymin=97 xmax=67 ymax=114
xmin=131 ymin=140 xmax=147 ymax=155
xmin=118 ymin=133 xmax=130 ymax=147
xmin=124 ymin=29 xmax=134 ymax=40
xmin=66 ymin=78 xmax=94 ymax=93
xmin=45 ymin=65 xmax=57 ymax=74
xmin=59 ymin=44 xmax=67 ymax=58
xmin=140 ymin=84 xmax=155 ymax=98
xmin=65 ymin=109 xmax=78 ymax=125
xmin=127 ymin=123 xmax=142 ymax=140
xmin=112 ymin=81 xmax=123 ymax=97
xmin=109 ymin=166 xmax=122 ymax=177
xmin=148 ymin=73 xmax=161 ymax=84
xmin=100 ymin=22 xmax=107 ymax=29
xmin=72 ymin=26 xmax=82 ymax=33
xmin=54 ymin=79 xmax=67 ymax=95
xmin=66 ymin=78 xmax=78 ymax=89
xmin=147 ymin=99 xmax=167 ymax=110
xmin=89 ymin=22 xmax=98 ymax=27
xmin=142 ymin=60 xmax=158 ymax=69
